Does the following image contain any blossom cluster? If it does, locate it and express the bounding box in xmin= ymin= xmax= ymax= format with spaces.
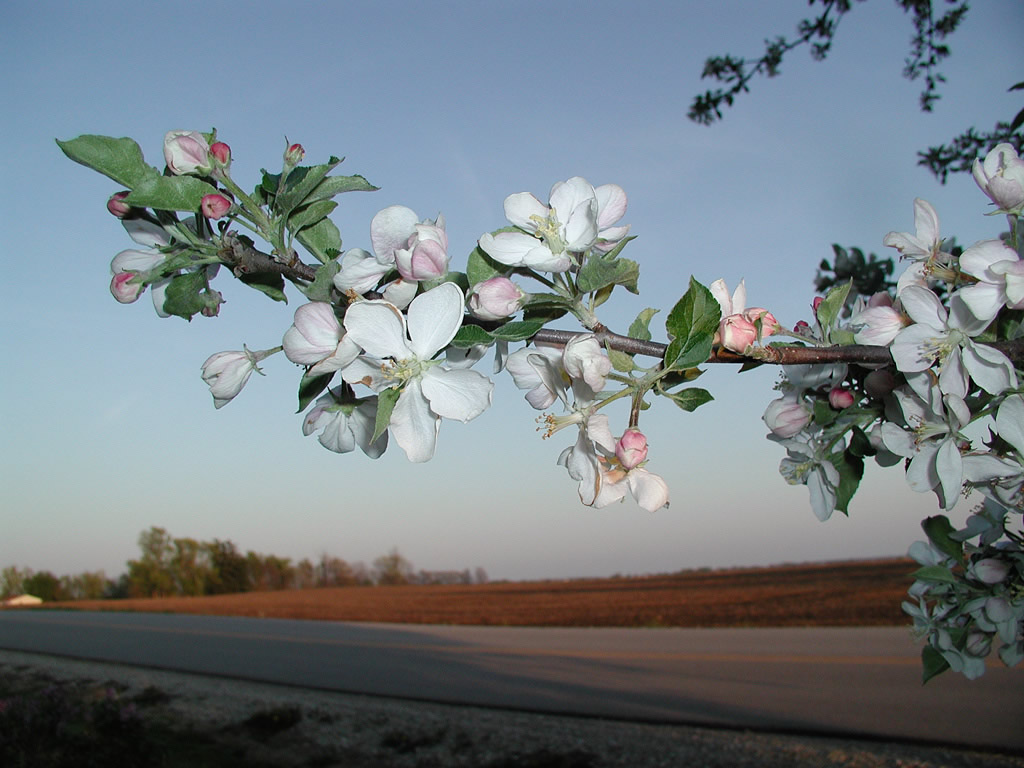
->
xmin=760 ymin=143 xmax=1024 ymax=678
xmin=61 ymin=129 xmax=1024 ymax=681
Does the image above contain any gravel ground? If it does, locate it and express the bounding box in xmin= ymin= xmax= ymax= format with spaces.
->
xmin=2 ymin=649 xmax=1021 ymax=768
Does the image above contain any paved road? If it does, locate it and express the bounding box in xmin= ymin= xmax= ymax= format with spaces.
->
xmin=0 ymin=611 xmax=1019 ymax=751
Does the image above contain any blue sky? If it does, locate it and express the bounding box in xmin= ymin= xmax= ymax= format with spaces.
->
xmin=2 ymin=0 xmax=1021 ymax=581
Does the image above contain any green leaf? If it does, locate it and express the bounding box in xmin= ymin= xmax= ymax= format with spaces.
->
xmin=287 ymin=199 xmax=338 ymax=233
xmin=56 ymin=135 xmax=159 ymax=188
xmin=812 ymin=399 xmax=835 ymax=426
xmin=487 ymin=318 xmax=546 ymax=342
xmin=297 ymin=372 xmax=333 ymax=413
xmin=123 ymin=175 xmax=218 ymax=212
xmin=372 ymin=387 xmax=401 ymax=443
xmin=466 ymin=246 xmax=505 ymax=286
xmin=576 ymin=251 xmax=640 ymax=295
xmin=922 ymin=515 xmax=963 ymax=562
xmin=276 ymin=160 xmax=340 ymax=215
xmin=607 ymin=347 xmax=635 ymax=373
xmin=296 ymin=216 xmax=343 ymax=264
xmin=816 ymin=280 xmax=852 ymax=333
xmin=303 ymin=173 xmax=378 ymax=205
xmin=828 ymin=449 xmax=864 ymax=515
xmin=912 ymin=565 xmax=958 ymax=584
xmin=661 ymin=387 xmax=714 ymax=412
xmin=628 ymin=308 xmax=659 ymax=342
xmin=162 ymin=271 xmax=208 ymax=320
xmin=450 ymin=324 xmax=494 ymax=348
xmin=921 ymin=645 xmax=950 ymax=684
xmin=299 ymin=260 xmax=341 ymax=303
xmin=240 ymin=271 xmax=287 ymax=303
xmin=664 ymin=277 xmax=720 ymax=371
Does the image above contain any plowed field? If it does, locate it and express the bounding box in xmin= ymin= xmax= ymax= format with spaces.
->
xmin=52 ymin=558 xmax=917 ymax=627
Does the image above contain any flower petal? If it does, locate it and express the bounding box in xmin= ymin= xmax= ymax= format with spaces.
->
xmin=420 ymin=367 xmax=493 ymax=422
xmin=407 ymin=282 xmax=464 ymax=360
xmin=343 ymin=300 xmax=411 ymax=360
xmin=390 ymin=380 xmax=440 ymax=463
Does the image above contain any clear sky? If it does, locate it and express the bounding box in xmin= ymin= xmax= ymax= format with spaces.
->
xmin=2 ymin=1 xmax=1021 ymax=582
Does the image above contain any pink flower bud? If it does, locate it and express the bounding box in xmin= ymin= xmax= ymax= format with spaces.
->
xmin=210 ymin=141 xmax=231 ymax=166
xmin=719 ymin=314 xmax=758 ymax=353
xmin=284 ymin=142 xmax=305 ymax=166
xmin=615 ymin=428 xmax=648 ymax=470
xmin=469 ymin=276 xmax=527 ymax=321
xmin=972 ymin=558 xmax=1010 ymax=584
xmin=110 ymin=272 xmax=143 ymax=304
xmin=828 ymin=387 xmax=855 ymax=409
xmin=201 ymin=193 xmax=232 ymax=219
xmin=812 ymin=296 xmax=824 ymax=313
xmin=763 ymin=395 xmax=811 ymax=438
xmin=973 ymin=143 xmax=1024 ymax=213
xmin=794 ymin=320 xmax=811 ymax=333
xmin=106 ymin=191 xmax=132 ymax=218
xmin=163 ymin=130 xmax=212 ymax=176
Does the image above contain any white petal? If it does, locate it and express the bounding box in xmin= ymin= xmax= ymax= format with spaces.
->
xmin=479 ymin=231 xmax=538 ymax=266
xmin=370 ymin=205 xmax=418 ymax=263
xmin=963 ymin=342 xmax=1017 ymax=395
xmin=420 ymin=367 xmax=493 ymax=422
xmin=407 ymin=283 xmax=464 ymax=360
xmin=343 ymin=300 xmax=411 ymax=360
xmin=997 ymin=395 xmax=1024 ymax=456
xmin=627 ymin=469 xmax=670 ymax=512
xmin=390 ymin=380 xmax=440 ymax=463
xmin=962 ymin=454 xmax=1021 ymax=483
xmin=891 ymin=324 xmax=940 ymax=372
xmin=900 ymin=286 xmax=946 ymax=329
xmin=935 ymin=438 xmax=964 ymax=510
xmin=123 ymin=219 xmax=169 ymax=248
xmin=334 ymin=248 xmax=390 ymax=293
xmin=595 ymin=183 xmax=627 ymax=229
xmin=503 ymin=192 xmax=547 ymax=232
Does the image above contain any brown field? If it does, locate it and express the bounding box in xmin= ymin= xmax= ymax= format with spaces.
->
xmin=49 ymin=558 xmax=917 ymax=627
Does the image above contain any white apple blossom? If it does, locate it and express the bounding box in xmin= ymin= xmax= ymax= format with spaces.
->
xmin=775 ymin=435 xmax=841 ymax=521
xmin=554 ymin=411 xmax=616 ymax=506
xmin=957 ymin=239 xmax=1024 ymax=323
xmin=302 ymin=390 xmax=387 ymax=458
xmin=479 ymin=177 xmax=626 ymax=272
xmin=973 ymin=143 xmax=1024 ymax=214
xmin=341 ymin=282 xmax=493 ymax=463
xmin=110 ymin=218 xmax=175 ymax=317
xmin=505 ymin=345 xmax=567 ymax=410
xmin=201 ymin=346 xmax=273 ymax=409
xmin=890 ymin=285 xmax=1016 ymax=396
xmin=562 ymin=335 xmax=611 ymax=398
xmin=282 ymin=302 xmax=361 ymax=376
xmin=163 ymin=130 xmax=212 ymax=176
xmin=883 ymin=198 xmax=949 ymax=264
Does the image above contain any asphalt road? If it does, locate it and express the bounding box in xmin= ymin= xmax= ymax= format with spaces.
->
xmin=0 ymin=610 xmax=1019 ymax=751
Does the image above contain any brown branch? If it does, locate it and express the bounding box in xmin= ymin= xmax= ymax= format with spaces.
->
xmin=218 ymin=232 xmax=318 ymax=282
xmin=532 ymin=328 xmax=1024 ymax=367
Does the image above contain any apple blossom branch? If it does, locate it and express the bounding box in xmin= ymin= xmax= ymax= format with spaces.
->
xmin=223 ymin=236 xmax=1024 ymax=368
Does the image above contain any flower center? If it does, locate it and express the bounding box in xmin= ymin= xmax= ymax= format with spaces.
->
xmin=528 ymin=212 xmax=566 ymax=256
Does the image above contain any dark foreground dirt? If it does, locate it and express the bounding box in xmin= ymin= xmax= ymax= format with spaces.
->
xmin=3 ymin=650 xmax=1022 ymax=768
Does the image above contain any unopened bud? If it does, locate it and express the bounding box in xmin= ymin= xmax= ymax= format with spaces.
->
xmin=615 ymin=428 xmax=649 ymax=470
xmin=284 ymin=142 xmax=305 ymax=167
xmin=106 ymin=191 xmax=133 ymax=218
xmin=210 ymin=141 xmax=231 ymax=166
xmin=201 ymin=193 xmax=232 ymax=219
xmin=828 ymin=387 xmax=855 ymax=409
xmin=110 ymin=272 xmax=143 ymax=304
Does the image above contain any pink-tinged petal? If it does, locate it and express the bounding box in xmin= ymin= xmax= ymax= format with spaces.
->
xmin=344 ymin=300 xmax=411 ymax=360
xmin=883 ymin=230 xmax=929 ymax=257
xmin=879 ymin=422 xmax=915 ymax=457
xmin=350 ymin=401 xmax=388 ymax=459
xmin=406 ymin=282 xmax=464 ymax=359
xmin=993 ymin=261 xmax=1024 ymax=308
xmin=709 ymin=279 xmax=733 ymax=315
xmin=900 ymin=286 xmax=946 ymax=329
xmin=283 ymin=302 xmax=342 ymax=365
xmin=503 ymin=192 xmax=547 ymax=232
xmin=594 ymin=183 xmax=627 ymax=228
xmin=558 ymin=430 xmax=601 ymax=505
xmin=592 ymin=471 xmax=629 ymax=508
xmin=421 ymin=367 xmax=493 ymax=422
xmin=627 ymin=469 xmax=670 ymax=511
xmin=959 ymin=239 xmax=1016 ymax=280
xmin=390 ymin=380 xmax=440 ymax=463
xmin=526 ymin=352 xmax=568 ymax=409
xmin=962 ymin=454 xmax=1020 ymax=483
xmin=596 ymin=224 xmax=630 ymax=244
xmin=370 ymin=205 xmax=419 ymax=264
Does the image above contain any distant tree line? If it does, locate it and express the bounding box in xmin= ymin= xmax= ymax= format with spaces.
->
xmin=1 ymin=526 xmax=488 ymax=601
